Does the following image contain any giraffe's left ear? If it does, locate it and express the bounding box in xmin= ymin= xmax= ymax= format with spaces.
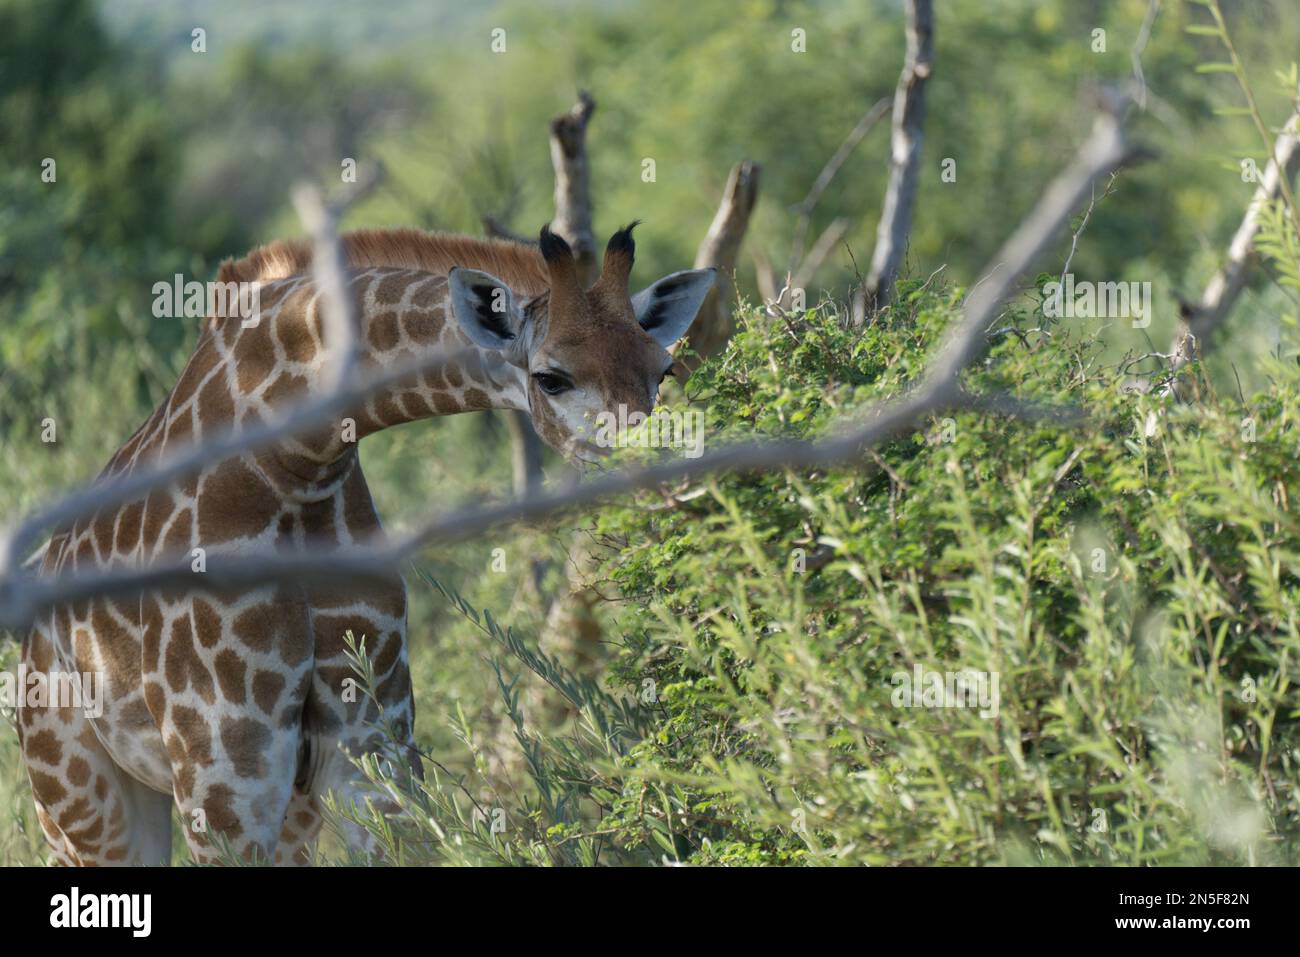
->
xmin=632 ymin=268 xmax=717 ymax=347
xmin=447 ymin=267 xmax=526 ymax=355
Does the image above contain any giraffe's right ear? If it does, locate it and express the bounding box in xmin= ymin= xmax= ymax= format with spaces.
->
xmin=447 ymin=268 xmax=526 ymax=354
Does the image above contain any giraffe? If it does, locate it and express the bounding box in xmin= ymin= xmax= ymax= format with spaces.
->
xmin=14 ymin=223 xmax=715 ymax=865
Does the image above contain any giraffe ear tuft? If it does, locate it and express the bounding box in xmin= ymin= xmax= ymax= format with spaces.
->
xmin=448 ymin=268 xmax=525 ymax=351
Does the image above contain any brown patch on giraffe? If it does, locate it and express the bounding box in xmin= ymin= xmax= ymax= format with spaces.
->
xmin=367 ymin=310 xmax=401 ymax=351
xmin=196 ymin=369 xmax=236 ymax=430
xmin=170 ymin=704 xmax=214 ymax=767
xmin=261 ymin=370 xmax=310 ymax=410
xmin=28 ymin=770 xmax=67 ymax=805
xmin=28 ymin=628 xmax=54 ymax=672
xmin=174 ymin=762 xmax=195 ymax=803
xmin=232 ymin=604 xmax=276 ymax=654
xmin=252 ymin=671 xmax=286 ymax=715
xmin=418 ymin=366 xmax=446 ymax=394
xmin=233 ymin=320 xmax=277 ymax=394
xmin=409 ymin=278 xmax=444 ymax=308
xmin=142 ymin=613 xmax=163 ymax=675
xmin=25 ymin=729 xmax=62 ymax=765
xmin=341 ymin=472 xmax=378 ymax=539
xmin=137 ymin=489 xmax=177 ymax=563
xmin=274 ymin=302 xmax=319 ymax=364
xmin=193 ymin=598 xmax=223 ymax=649
xmin=219 ymin=716 xmax=272 ymax=778
xmin=114 ymin=500 xmax=144 ymax=554
xmin=201 ymin=783 xmax=243 ymax=838
xmin=162 ymin=507 xmax=194 ymax=555
xmin=68 ymin=816 xmax=105 ymax=843
xmin=165 ymin=616 xmax=216 ymax=704
xmin=67 ymin=756 xmax=92 ymax=787
xmin=90 ymin=511 xmax=114 ymax=561
xmin=89 ymin=602 xmax=141 ymax=699
xmin=72 ymin=534 xmax=95 ymax=573
xmin=143 ymin=676 xmax=166 ymax=722
xmin=429 ymin=392 xmax=461 ymax=415
xmin=198 ymin=457 xmax=282 ymax=543
xmin=370 ymin=393 xmax=406 ymax=429
xmin=170 ymin=336 xmax=222 ymax=405
xmin=214 ymin=649 xmax=248 ymax=705
xmin=374 ymin=273 xmax=409 ymax=305
xmin=61 ymin=798 xmax=94 ymax=826
xmin=400 ymin=304 xmax=439 ymax=342
xmin=401 ymin=389 xmax=434 ymax=417
xmin=462 ymin=387 xmax=491 ymax=410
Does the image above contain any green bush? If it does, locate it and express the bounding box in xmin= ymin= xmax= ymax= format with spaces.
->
xmin=336 ymin=283 xmax=1300 ymax=865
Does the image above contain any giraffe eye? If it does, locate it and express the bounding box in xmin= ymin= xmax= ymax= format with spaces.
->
xmin=532 ymin=371 xmax=571 ymax=396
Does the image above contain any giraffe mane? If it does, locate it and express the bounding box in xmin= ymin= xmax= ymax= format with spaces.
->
xmin=216 ymin=227 xmax=552 ymax=296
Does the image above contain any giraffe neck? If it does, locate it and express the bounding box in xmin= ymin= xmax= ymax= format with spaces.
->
xmin=175 ymin=266 xmax=530 ymax=500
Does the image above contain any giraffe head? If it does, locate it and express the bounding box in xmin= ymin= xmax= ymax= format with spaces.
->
xmin=447 ymin=223 xmax=715 ymax=463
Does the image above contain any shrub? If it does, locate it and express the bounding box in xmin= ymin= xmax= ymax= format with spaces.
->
xmin=339 ymin=282 xmax=1300 ymax=865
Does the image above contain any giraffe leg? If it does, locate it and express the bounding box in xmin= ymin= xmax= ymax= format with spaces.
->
xmin=302 ymin=581 xmax=421 ymax=862
xmin=145 ymin=586 xmax=315 ymax=865
xmin=19 ymin=624 xmax=172 ymax=866
xmin=274 ymin=788 xmax=324 ymax=865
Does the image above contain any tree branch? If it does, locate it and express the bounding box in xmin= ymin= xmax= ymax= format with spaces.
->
xmin=854 ymin=0 xmax=935 ymax=322
xmin=549 ymin=90 xmax=598 ymax=285
xmin=684 ymin=159 xmax=761 ymax=366
xmin=1170 ymin=108 xmax=1300 ymax=372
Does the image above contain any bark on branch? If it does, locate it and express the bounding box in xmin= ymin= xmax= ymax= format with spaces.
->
xmin=549 ymin=90 xmax=598 ymax=285
xmin=853 ymin=0 xmax=935 ymax=324
xmin=1170 ymin=109 xmax=1300 ymax=372
xmin=683 ymin=159 xmax=761 ymax=366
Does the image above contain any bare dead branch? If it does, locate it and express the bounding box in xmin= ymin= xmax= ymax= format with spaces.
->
xmin=482 ymin=215 xmax=536 ymax=245
xmin=792 ymin=218 xmax=850 ymax=294
xmin=788 ymin=96 xmax=891 ymax=273
xmin=549 ymin=90 xmax=598 ymax=285
xmin=684 ymin=159 xmax=761 ymax=365
xmin=1058 ymin=173 xmax=1118 ymax=294
xmin=1170 ymin=109 xmax=1300 ymax=372
xmin=854 ymin=0 xmax=935 ymax=322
